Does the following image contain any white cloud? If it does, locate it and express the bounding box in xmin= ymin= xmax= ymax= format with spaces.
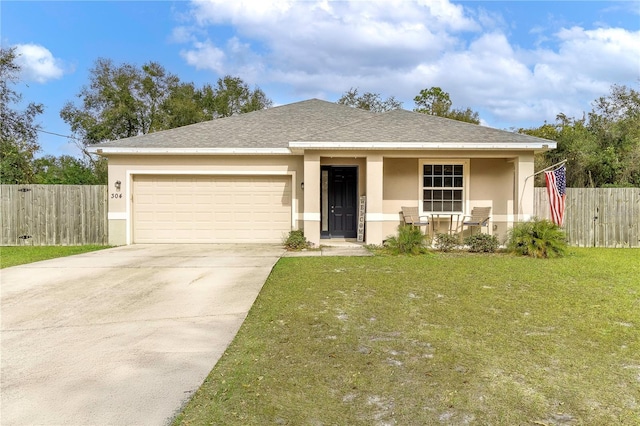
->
xmin=13 ymin=44 xmax=65 ymax=83
xmin=170 ymin=26 xmax=197 ymax=44
xmin=183 ymin=0 xmax=476 ymax=82
xmin=180 ymin=40 xmax=226 ymax=74
xmin=177 ymin=0 xmax=640 ymax=128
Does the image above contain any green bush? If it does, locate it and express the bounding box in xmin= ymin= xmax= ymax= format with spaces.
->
xmin=434 ymin=233 xmax=460 ymax=252
xmin=283 ymin=230 xmax=311 ymax=250
xmin=384 ymin=225 xmax=428 ymax=255
xmin=507 ymin=219 xmax=568 ymax=258
xmin=463 ymin=233 xmax=499 ymax=253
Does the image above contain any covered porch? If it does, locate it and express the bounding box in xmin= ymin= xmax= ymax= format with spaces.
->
xmin=299 ymin=150 xmax=536 ymax=247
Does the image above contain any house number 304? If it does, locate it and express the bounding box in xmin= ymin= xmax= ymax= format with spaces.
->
xmin=110 ymin=193 xmax=123 ymax=199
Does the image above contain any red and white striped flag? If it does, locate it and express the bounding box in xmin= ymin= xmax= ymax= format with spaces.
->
xmin=545 ymin=165 xmax=566 ymax=226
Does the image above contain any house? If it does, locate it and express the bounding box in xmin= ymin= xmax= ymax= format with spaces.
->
xmin=89 ymin=99 xmax=555 ymax=246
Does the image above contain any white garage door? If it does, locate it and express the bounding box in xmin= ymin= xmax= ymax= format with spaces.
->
xmin=133 ymin=175 xmax=292 ymax=243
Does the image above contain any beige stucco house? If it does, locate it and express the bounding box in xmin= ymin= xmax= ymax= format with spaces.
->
xmin=89 ymin=99 xmax=555 ymax=246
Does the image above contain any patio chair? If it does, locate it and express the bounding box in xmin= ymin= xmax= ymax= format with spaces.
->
xmin=461 ymin=207 xmax=491 ymax=235
xmin=401 ymin=206 xmax=430 ymax=234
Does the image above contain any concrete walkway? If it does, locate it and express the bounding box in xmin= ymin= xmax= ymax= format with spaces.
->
xmin=282 ymin=241 xmax=373 ymax=257
xmin=1 ymin=244 xmax=283 ymax=426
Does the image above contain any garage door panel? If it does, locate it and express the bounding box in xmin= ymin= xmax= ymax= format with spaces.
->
xmin=133 ymin=175 xmax=291 ymax=243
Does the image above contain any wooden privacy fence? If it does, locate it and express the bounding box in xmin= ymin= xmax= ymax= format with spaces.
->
xmin=1 ymin=185 xmax=637 ymax=247
xmin=534 ymin=188 xmax=640 ymax=248
xmin=1 ymin=185 xmax=108 ymax=246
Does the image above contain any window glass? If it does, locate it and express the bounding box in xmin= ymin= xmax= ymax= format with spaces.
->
xmin=422 ymin=163 xmax=465 ymax=213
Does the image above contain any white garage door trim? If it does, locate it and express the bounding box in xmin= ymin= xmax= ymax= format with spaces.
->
xmin=124 ymin=170 xmax=298 ymax=244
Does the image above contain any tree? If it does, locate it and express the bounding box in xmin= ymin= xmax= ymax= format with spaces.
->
xmin=60 ymin=58 xmax=180 ymax=146
xmin=201 ymin=75 xmax=272 ymax=118
xmin=588 ymin=84 xmax=640 ymax=186
xmin=520 ymin=115 xmax=599 ymax=187
xmin=519 ymin=85 xmax=640 ymax=188
xmin=61 ymin=61 xmax=273 ymax=143
xmin=33 ymin=155 xmax=104 ymax=184
xmin=61 ymin=60 xmax=272 ymax=185
xmin=337 ymin=88 xmax=402 ymax=112
xmin=0 ymin=47 xmax=44 ymax=184
xmin=156 ymin=82 xmax=207 ymax=130
xmin=413 ymin=87 xmax=480 ymax=124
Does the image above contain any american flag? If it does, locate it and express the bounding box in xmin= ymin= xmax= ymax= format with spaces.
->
xmin=545 ymin=165 xmax=566 ymax=226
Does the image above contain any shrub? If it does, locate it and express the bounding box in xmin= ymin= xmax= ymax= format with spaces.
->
xmin=507 ymin=219 xmax=568 ymax=258
xmin=463 ymin=233 xmax=499 ymax=253
xmin=434 ymin=233 xmax=460 ymax=252
xmin=283 ymin=230 xmax=311 ymax=250
xmin=384 ymin=225 xmax=428 ymax=255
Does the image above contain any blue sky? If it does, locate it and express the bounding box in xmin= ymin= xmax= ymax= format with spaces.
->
xmin=3 ymin=0 xmax=639 ymax=157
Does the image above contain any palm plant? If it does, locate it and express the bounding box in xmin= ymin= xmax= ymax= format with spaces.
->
xmin=507 ymin=219 xmax=568 ymax=258
xmin=384 ymin=225 xmax=428 ymax=255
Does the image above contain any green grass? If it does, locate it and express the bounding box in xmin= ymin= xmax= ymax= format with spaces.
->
xmin=0 ymin=245 xmax=109 ymax=268
xmin=175 ymin=249 xmax=640 ymax=425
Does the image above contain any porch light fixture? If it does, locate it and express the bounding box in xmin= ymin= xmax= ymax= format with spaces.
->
xmin=301 ymin=181 xmax=304 ymax=190
xmin=114 ymin=180 xmax=121 ymax=191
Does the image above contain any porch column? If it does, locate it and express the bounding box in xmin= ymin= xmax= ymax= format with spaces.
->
xmin=303 ymin=153 xmax=321 ymax=246
xmin=514 ymin=154 xmax=535 ymax=223
xmin=365 ymin=154 xmax=384 ymax=245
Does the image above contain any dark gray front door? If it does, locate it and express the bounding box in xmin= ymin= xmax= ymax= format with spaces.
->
xmin=322 ymin=166 xmax=357 ymax=238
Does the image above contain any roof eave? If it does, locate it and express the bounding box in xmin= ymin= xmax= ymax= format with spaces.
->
xmin=288 ymin=141 xmax=557 ymax=153
xmin=87 ymin=147 xmax=293 ymax=156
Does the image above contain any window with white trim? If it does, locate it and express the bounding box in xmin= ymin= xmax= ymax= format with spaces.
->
xmin=420 ymin=160 xmax=468 ymax=213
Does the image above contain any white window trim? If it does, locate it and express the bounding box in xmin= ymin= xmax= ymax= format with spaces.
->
xmin=418 ymin=159 xmax=469 ymax=215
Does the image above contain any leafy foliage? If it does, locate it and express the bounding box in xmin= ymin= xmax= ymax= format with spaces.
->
xmin=383 ymin=225 xmax=428 ymax=255
xmin=283 ymin=230 xmax=311 ymax=251
xmin=33 ymin=155 xmax=106 ymax=184
xmin=203 ymin=76 xmax=272 ymax=118
xmin=337 ymin=87 xmax=402 ymax=112
xmin=61 ymin=59 xmax=273 ymax=147
xmin=0 ymin=47 xmax=44 ymax=184
xmin=521 ymin=84 xmax=640 ymax=188
xmin=57 ymin=59 xmax=272 ymax=185
xmin=463 ymin=233 xmax=499 ymax=253
xmin=434 ymin=232 xmax=460 ymax=252
xmin=413 ymin=87 xmax=480 ymax=124
xmin=507 ymin=219 xmax=568 ymax=258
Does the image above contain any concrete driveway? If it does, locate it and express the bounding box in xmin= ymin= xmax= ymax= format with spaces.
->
xmin=1 ymin=244 xmax=284 ymax=426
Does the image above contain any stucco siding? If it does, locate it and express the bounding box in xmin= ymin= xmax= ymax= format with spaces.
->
xmin=468 ymin=158 xmax=514 ymax=240
xmin=381 ymin=156 xmax=525 ymax=241
xmin=106 ymin=155 xmax=303 ymax=244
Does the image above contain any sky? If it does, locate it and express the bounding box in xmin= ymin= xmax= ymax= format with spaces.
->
xmin=2 ymin=0 xmax=639 ymax=157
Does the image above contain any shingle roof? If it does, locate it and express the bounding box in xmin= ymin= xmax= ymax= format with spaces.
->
xmin=94 ymin=99 xmax=375 ymax=149
xmin=92 ymin=98 xmax=551 ymax=150
xmin=296 ymin=108 xmax=550 ymax=144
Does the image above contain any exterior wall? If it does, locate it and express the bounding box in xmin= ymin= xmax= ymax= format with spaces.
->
xmin=106 ymin=150 xmax=539 ymax=246
xmin=381 ymin=154 xmax=536 ymax=242
xmin=108 ymin=220 xmax=127 ymax=246
xmin=382 ymin=158 xmax=418 ymax=238
xmin=365 ymin=155 xmax=384 ymax=244
xmin=302 ymin=153 xmax=321 ymax=245
xmin=106 ymin=155 xmax=303 ymax=245
xmin=515 ymin=154 xmax=535 ymax=222
xmin=468 ymin=158 xmax=514 ymax=241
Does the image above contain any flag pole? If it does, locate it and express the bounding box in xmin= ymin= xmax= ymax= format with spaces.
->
xmin=525 ymin=159 xmax=567 ymax=182
xmin=518 ymin=159 xmax=567 ymax=218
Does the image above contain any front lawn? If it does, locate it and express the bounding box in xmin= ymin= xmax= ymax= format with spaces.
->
xmin=0 ymin=245 xmax=109 ymax=268
xmin=175 ymin=249 xmax=640 ymax=425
